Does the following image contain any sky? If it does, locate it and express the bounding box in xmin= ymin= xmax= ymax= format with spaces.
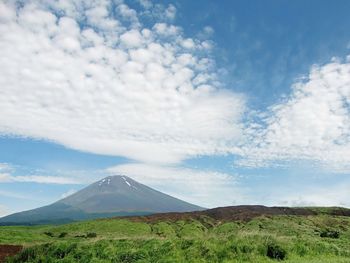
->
xmin=0 ymin=0 xmax=350 ymax=216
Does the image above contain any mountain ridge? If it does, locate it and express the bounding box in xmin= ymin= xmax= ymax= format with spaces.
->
xmin=121 ymin=205 xmax=350 ymax=223
xmin=0 ymin=175 xmax=204 ymax=225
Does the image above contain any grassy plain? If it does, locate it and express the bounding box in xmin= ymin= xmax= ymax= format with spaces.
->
xmin=1 ymin=211 xmax=350 ymax=262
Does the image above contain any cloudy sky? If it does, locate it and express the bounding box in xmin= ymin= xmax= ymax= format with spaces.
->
xmin=1 ymin=0 xmax=350 ymax=216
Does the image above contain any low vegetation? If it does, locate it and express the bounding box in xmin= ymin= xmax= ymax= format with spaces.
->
xmin=1 ymin=209 xmax=350 ymax=262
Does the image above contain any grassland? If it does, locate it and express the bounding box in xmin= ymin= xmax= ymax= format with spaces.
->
xmin=1 ymin=209 xmax=350 ymax=262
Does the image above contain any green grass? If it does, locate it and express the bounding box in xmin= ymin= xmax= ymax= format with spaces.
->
xmin=1 ymin=214 xmax=350 ymax=262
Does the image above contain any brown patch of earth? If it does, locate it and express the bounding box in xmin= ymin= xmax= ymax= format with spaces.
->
xmin=119 ymin=205 xmax=350 ymax=223
xmin=0 ymin=245 xmax=22 ymax=263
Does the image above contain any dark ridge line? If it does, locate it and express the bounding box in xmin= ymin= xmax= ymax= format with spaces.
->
xmin=117 ymin=205 xmax=350 ymax=223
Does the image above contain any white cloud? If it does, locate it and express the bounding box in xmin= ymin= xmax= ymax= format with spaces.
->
xmin=0 ymin=163 xmax=11 ymax=172
xmin=181 ymin=38 xmax=195 ymax=49
xmin=0 ymin=174 xmax=81 ymax=185
xmin=13 ymin=175 xmax=81 ymax=184
xmin=0 ymin=2 xmax=15 ymax=22
xmin=0 ymin=0 xmax=245 ymax=165
xmin=0 ymin=204 xmax=9 ymax=217
xmin=164 ymin=4 xmax=176 ymax=20
xmin=153 ymin=23 xmax=180 ymax=36
xmin=267 ymin=182 xmax=350 ymax=208
xmin=139 ymin=2 xmax=177 ymax=22
xmin=0 ymin=172 xmax=11 ymax=182
xmin=239 ymin=58 xmax=350 ymax=172
xmin=138 ymin=0 xmax=152 ymax=10
xmin=197 ymin=26 xmax=214 ymax=40
xmin=117 ymin=3 xmax=139 ymax=24
xmin=0 ymin=163 xmax=13 ymax=182
xmin=120 ymin=29 xmax=143 ymax=47
xmin=0 ymin=163 xmax=82 ymax=184
xmin=0 ymin=189 xmax=38 ymax=200
xmin=203 ymin=26 xmax=214 ymax=36
xmin=61 ymin=189 xmax=77 ymax=199
xmin=107 ymin=163 xmax=245 ymax=208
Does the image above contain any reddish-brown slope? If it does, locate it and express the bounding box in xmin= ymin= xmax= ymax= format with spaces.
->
xmin=120 ymin=205 xmax=350 ymax=223
xmin=0 ymin=245 xmax=22 ymax=263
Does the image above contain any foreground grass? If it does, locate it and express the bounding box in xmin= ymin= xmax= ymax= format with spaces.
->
xmin=1 ymin=215 xmax=350 ymax=262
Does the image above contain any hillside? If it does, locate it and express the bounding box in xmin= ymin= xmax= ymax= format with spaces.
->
xmin=1 ymin=206 xmax=350 ymax=262
xmin=0 ymin=175 xmax=204 ymax=225
xmin=123 ymin=205 xmax=350 ymax=222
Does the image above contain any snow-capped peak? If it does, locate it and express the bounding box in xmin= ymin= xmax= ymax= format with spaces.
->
xmin=98 ymin=178 xmax=106 ymax=186
xmin=122 ymin=176 xmax=131 ymax=187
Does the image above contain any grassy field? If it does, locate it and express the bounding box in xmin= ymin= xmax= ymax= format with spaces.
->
xmin=1 ymin=212 xmax=350 ymax=262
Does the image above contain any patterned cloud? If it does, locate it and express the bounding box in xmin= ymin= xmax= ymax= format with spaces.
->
xmin=0 ymin=0 xmax=245 ymax=164
xmin=239 ymin=58 xmax=350 ymax=172
xmin=1 ymin=0 xmax=350 ymax=172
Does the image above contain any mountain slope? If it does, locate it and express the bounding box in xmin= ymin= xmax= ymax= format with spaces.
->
xmin=123 ymin=205 xmax=350 ymax=223
xmin=0 ymin=175 xmax=204 ymax=225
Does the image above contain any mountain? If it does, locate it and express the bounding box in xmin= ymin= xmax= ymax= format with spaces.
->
xmin=0 ymin=175 xmax=204 ymax=225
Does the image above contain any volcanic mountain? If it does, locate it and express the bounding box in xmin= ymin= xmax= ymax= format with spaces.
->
xmin=0 ymin=175 xmax=204 ymax=225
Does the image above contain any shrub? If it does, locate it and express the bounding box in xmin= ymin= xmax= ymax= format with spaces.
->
xmin=320 ymin=230 xmax=339 ymax=239
xmin=117 ymin=251 xmax=147 ymax=262
xmin=52 ymin=246 xmax=66 ymax=259
xmin=240 ymin=244 xmax=254 ymax=254
xmin=293 ymin=242 xmax=309 ymax=257
xmin=48 ymin=242 xmax=77 ymax=260
xmin=58 ymin=232 xmax=68 ymax=238
xmin=44 ymin=232 xmax=54 ymax=237
xmin=266 ymin=243 xmax=286 ymax=260
xmin=86 ymin=232 xmax=97 ymax=238
xmin=17 ymin=247 xmax=36 ymax=262
xmin=214 ymin=222 xmax=239 ymax=235
xmin=151 ymin=222 xmax=176 ymax=237
xmin=180 ymin=239 xmax=194 ymax=250
xmin=74 ymin=234 xmax=86 ymax=238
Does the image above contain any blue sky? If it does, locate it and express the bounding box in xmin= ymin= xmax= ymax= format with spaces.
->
xmin=0 ymin=0 xmax=350 ymax=216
